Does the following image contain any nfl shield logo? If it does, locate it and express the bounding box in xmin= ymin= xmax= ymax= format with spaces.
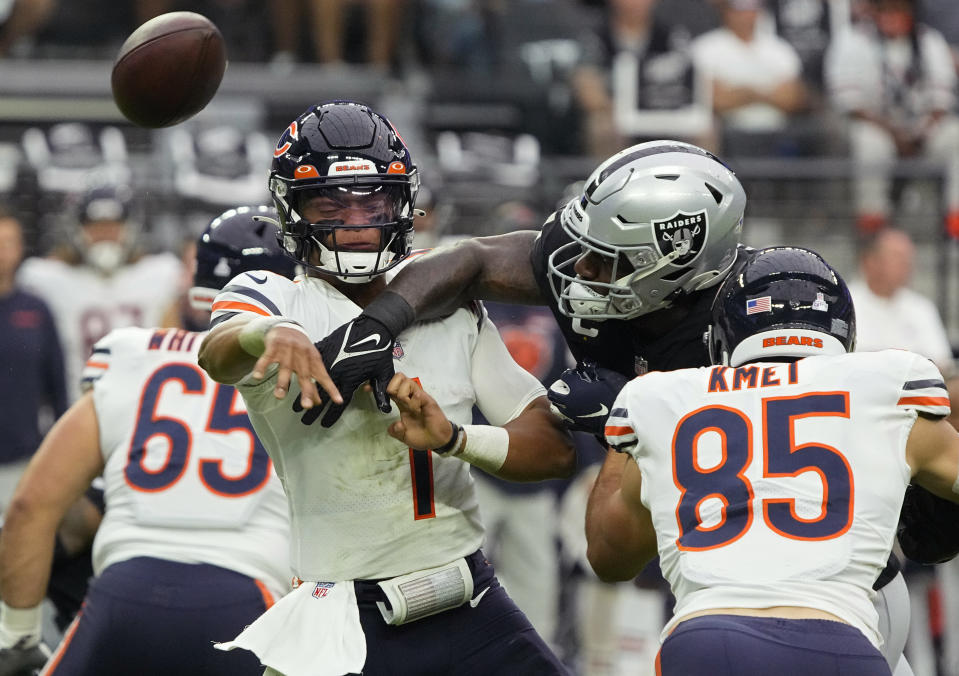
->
xmin=392 ymin=340 xmax=405 ymax=360
xmin=312 ymin=582 xmax=335 ymax=599
xmin=652 ymin=210 xmax=708 ymax=266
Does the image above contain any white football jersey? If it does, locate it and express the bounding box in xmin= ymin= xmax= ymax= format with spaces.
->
xmin=82 ymin=326 xmax=291 ymax=600
xmin=606 ymin=349 xmax=950 ymax=647
xmin=211 ymin=268 xmax=545 ymax=582
xmin=18 ymin=254 xmax=182 ymax=402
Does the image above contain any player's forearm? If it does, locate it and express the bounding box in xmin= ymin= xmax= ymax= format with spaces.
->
xmin=494 ymin=400 xmax=576 ymax=481
xmin=198 ymin=316 xmax=259 ymax=384
xmin=585 ymin=451 xmax=648 ymax=581
xmin=386 ymin=232 xmax=545 ymax=323
xmin=0 ymin=498 xmax=59 ymax=607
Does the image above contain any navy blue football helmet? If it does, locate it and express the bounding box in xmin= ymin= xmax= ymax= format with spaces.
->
xmin=189 ymin=205 xmax=299 ymax=310
xmin=707 ymin=246 xmax=856 ymax=366
xmin=269 ymin=101 xmax=419 ymax=282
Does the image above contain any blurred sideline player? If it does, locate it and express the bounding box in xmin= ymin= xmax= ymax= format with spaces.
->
xmin=586 ymin=246 xmax=959 ymax=675
xmin=0 ymin=206 xmax=296 ymax=676
xmin=17 ymin=183 xmax=182 ymax=402
xmin=199 ymin=101 xmax=574 ymax=675
xmin=308 ymin=141 xmax=935 ymax=674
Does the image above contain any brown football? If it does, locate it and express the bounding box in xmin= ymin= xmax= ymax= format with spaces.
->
xmin=111 ymin=12 xmax=227 ymax=128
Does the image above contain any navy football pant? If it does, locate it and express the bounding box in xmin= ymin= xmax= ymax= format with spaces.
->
xmin=41 ymin=557 xmax=273 ymax=676
xmin=352 ymin=550 xmax=569 ymax=675
xmin=657 ymin=614 xmax=892 ymax=676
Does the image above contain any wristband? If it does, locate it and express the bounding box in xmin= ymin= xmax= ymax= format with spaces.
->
xmin=0 ymin=602 xmax=42 ymax=649
xmin=454 ymin=425 xmax=509 ymax=473
xmin=434 ymin=422 xmax=465 ymax=456
xmin=362 ymin=290 xmax=416 ymax=338
xmin=237 ymin=316 xmax=308 ymax=356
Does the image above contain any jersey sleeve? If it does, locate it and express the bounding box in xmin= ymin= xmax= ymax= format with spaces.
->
xmin=471 ymin=313 xmax=546 ymax=427
xmin=605 ymin=383 xmax=639 ymax=453
xmin=896 ymin=353 xmax=951 ymax=419
xmin=80 ymin=327 xmax=153 ymax=392
xmin=209 ymin=271 xmax=293 ymax=328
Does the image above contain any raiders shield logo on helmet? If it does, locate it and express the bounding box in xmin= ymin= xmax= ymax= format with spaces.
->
xmin=652 ymin=209 xmax=708 ymax=266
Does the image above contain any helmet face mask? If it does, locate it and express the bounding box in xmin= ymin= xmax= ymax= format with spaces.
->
xmin=270 ymin=101 xmax=418 ymax=283
xmin=74 ymin=184 xmax=135 ymax=275
xmin=707 ymin=246 xmax=857 ymax=367
xmin=547 ymin=141 xmax=746 ymax=321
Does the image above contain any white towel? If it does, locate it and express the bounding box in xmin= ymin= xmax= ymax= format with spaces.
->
xmin=215 ymin=580 xmax=366 ymax=676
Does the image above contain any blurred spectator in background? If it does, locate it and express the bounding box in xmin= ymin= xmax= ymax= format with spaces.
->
xmin=571 ymin=0 xmax=700 ymax=159
xmin=691 ymin=0 xmax=808 ymax=154
xmin=769 ymin=0 xmax=850 ymax=99
xmin=269 ymin=0 xmax=406 ymax=69
xmin=848 ymin=228 xmax=954 ymax=373
xmin=17 ymin=183 xmax=182 ymax=402
xmin=918 ymin=0 xmax=959 ymax=71
xmin=0 ymin=0 xmax=55 ymax=57
xmin=825 ymin=0 xmax=959 ymax=235
xmin=413 ymin=0 xmax=501 ymax=74
xmin=0 ymin=206 xmax=66 ymax=511
xmin=848 ymin=226 xmax=956 ymax=676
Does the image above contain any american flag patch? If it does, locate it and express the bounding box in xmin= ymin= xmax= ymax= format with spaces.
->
xmin=746 ymin=296 xmax=772 ymax=314
xmin=312 ymin=582 xmax=335 ymax=598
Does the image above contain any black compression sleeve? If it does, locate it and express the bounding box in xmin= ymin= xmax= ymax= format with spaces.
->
xmin=361 ymin=290 xmax=416 ymax=337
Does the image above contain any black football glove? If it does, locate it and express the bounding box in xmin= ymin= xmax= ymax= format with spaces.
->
xmin=548 ymin=362 xmax=629 ymax=441
xmin=0 ymin=637 xmax=49 ymax=676
xmin=898 ymin=483 xmax=959 ymax=565
xmin=294 ymin=314 xmax=396 ymax=427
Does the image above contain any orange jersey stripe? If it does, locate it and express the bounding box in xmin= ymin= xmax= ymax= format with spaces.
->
xmin=897 ymin=396 xmax=950 ymax=407
xmin=42 ymin=609 xmax=83 ymax=674
xmin=254 ymin=578 xmax=276 ymax=610
xmin=84 ymin=361 xmax=108 ymax=369
xmin=604 ymin=425 xmax=634 ymax=436
xmin=211 ymin=300 xmax=272 ymax=316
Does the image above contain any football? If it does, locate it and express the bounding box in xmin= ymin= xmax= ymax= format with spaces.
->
xmin=111 ymin=12 xmax=227 ymax=128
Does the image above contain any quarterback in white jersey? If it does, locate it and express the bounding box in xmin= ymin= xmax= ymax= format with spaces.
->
xmin=0 ymin=206 xmax=296 ymax=676
xmin=200 ymin=101 xmax=574 ymax=676
xmin=586 ymin=247 xmax=959 ymax=676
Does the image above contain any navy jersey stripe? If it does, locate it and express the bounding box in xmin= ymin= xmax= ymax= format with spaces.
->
xmin=210 ymin=311 xmax=241 ymax=328
xmin=220 ymin=285 xmax=283 ymax=316
xmin=903 ymin=378 xmax=947 ymax=391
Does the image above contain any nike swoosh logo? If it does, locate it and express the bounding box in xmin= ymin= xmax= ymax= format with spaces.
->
xmin=469 ymin=586 xmax=490 ymax=608
xmin=347 ymin=333 xmax=382 ymax=351
xmin=328 ymin=325 xmax=392 ymax=369
xmin=581 ymin=404 xmax=608 ymax=418
xmin=246 ymin=273 xmax=267 ymax=284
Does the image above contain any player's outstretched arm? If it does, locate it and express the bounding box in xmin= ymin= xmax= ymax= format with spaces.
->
xmin=585 ymin=451 xmax=658 ymax=582
xmin=0 ymin=394 xmax=103 ymax=653
xmin=386 ymin=374 xmax=575 ymax=482
xmin=198 ymin=314 xmax=342 ymax=411
xmin=391 ymin=230 xmax=547 ymax=322
xmin=313 ymin=231 xmax=547 ymax=427
xmin=906 ymin=414 xmax=959 ymax=503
